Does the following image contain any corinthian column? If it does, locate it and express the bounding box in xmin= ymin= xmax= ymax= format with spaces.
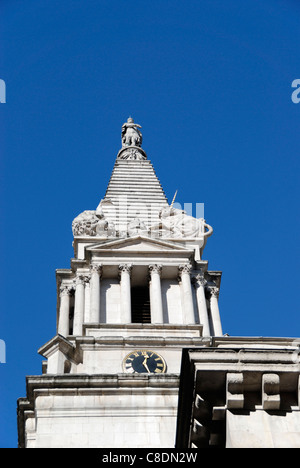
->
xmin=149 ymin=264 xmax=163 ymax=324
xmin=73 ymin=275 xmax=86 ymax=336
xmin=58 ymin=285 xmax=72 ymax=337
xmin=209 ymin=286 xmax=222 ymax=336
xmin=178 ymin=263 xmax=195 ymax=324
xmin=90 ymin=264 xmax=102 ymax=323
xmin=119 ymin=264 xmax=132 ymax=323
xmin=193 ymin=273 xmax=210 ymax=336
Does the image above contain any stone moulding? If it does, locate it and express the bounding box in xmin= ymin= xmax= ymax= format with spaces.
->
xmin=82 ymin=323 xmax=205 ymax=339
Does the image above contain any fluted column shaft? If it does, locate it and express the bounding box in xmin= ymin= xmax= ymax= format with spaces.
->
xmin=119 ymin=264 xmax=132 ymax=323
xmin=209 ymin=287 xmax=222 ymax=336
xmin=90 ymin=264 xmax=102 ymax=323
xmin=58 ymin=285 xmax=72 ymax=337
xmin=149 ymin=264 xmax=163 ymax=324
xmin=179 ymin=264 xmax=195 ymax=324
xmin=193 ymin=273 xmax=210 ymax=336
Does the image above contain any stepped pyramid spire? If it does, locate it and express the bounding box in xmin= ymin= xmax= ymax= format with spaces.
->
xmin=100 ymin=117 xmax=169 ymax=234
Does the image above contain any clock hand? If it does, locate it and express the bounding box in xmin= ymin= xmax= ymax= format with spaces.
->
xmin=142 ymin=357 xmax=151 ymax=373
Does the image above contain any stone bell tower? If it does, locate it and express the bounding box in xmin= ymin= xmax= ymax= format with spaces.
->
xmin=17 ymin=118 xmax=222 ymax=448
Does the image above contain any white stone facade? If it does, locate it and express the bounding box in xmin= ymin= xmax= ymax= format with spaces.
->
xmin=17 ymin=118 xmax=218 ymax=448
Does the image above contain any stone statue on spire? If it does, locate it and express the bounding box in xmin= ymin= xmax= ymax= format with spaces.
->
xmin=118 ymin=117 xmax=147 ymax=160
xmin=121 ymin=117 xmax=143 ymax=148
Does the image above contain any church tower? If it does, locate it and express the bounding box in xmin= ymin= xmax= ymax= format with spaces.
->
xmin=17 ymin=118 xmax=222 ymax=448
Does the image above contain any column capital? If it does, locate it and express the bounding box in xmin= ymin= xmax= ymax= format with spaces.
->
xmin=90 ymin=263 xmax=103 ymax=276
xmin=75 ymin=274 xmax=90 ymax=286
xmin=119 ymin=263 xmax=132 ymax=275
xmin=83 ymin=274 xmax=91 ymax=283
xmin=178 ymin=263 xmax=192 ymax=274
xmin=209 ymin=286 xmax=220 ymax=298
xmin=149 ymin=264 xmax=162 ymax=275
xmin=59 ymin=284 xmax=73 ymax=296
xmin=192 ymin=272 xmax=207 ymax=287
xmin=178 ymin=263 xmax=192 ymax=280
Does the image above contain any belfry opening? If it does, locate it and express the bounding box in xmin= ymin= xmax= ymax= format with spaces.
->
xmin=131 ymin=286 xmax=151 ymax=323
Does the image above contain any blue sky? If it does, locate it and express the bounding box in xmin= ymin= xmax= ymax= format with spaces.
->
xmin=1 ymin=0 xmax=300 ymax=447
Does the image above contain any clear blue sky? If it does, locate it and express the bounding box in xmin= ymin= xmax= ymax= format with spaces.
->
xmin=1 ymin=0 xmax=300 ymax=448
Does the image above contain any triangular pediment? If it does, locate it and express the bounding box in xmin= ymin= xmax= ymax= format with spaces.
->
xmin=86 ymin=235 xmax=191 ymax=253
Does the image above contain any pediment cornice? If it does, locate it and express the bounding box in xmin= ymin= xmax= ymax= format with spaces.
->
xmin=86 ymin=235 xmax=191 ymax=252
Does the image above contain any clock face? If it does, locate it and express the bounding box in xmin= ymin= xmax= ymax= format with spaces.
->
xmin=123 ymin=350 xmax=167 ymax=374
